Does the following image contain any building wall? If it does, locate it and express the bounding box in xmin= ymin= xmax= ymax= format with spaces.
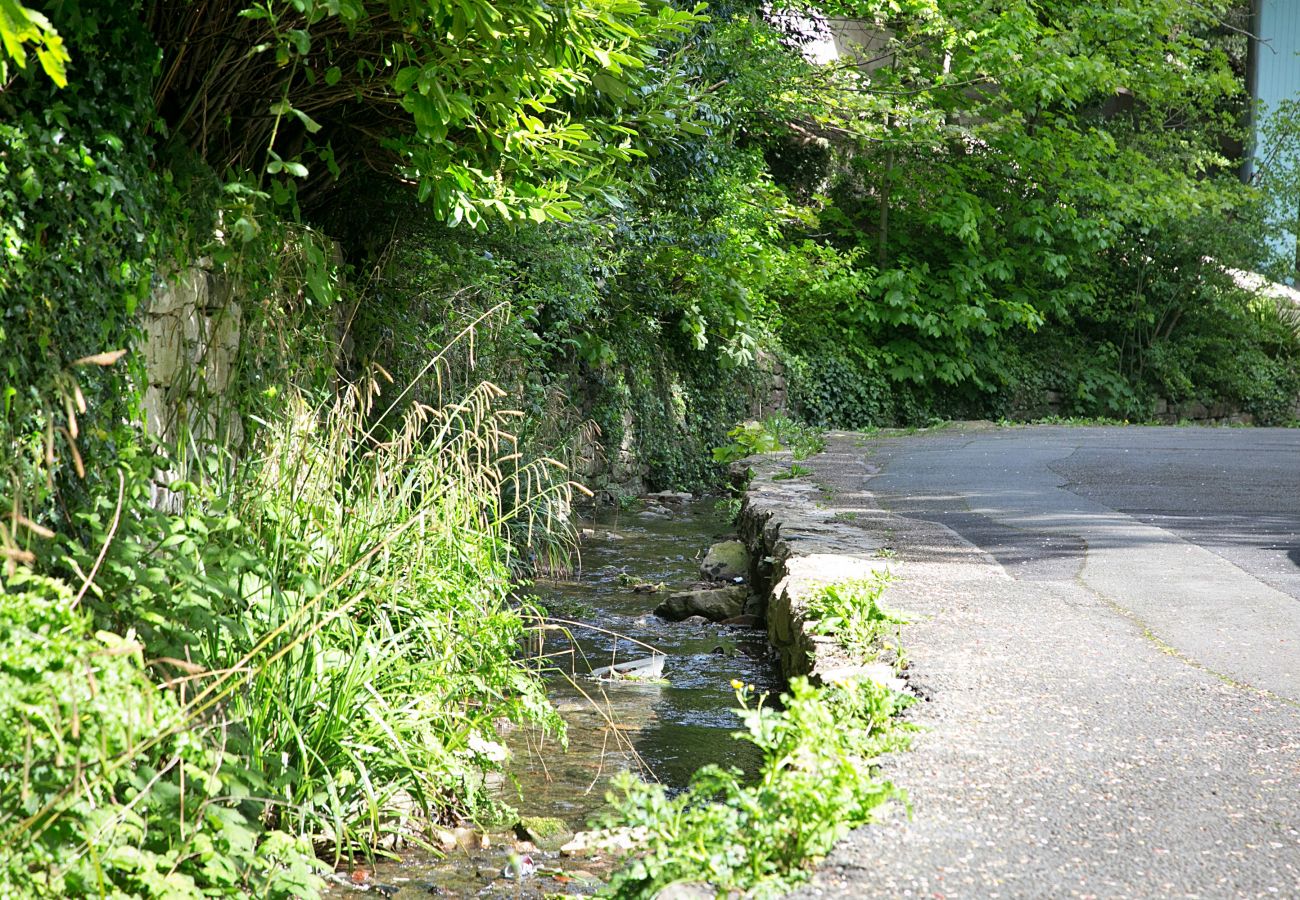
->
xmin=1255 ymin=1 xmax=1300 ymax=125
xmin=1252 ymin=0 xmax=1300 ymax=270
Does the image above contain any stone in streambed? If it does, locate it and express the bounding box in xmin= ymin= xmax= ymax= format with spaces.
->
xmin=637 ymin=502 xmax=673 ymax=519
xmin=699 ymin=540 xmax=749 ymax=582
xmin=653 ymin=884 xmax=718 ymax=900
xmin=514 ymin=816 xmax=574 ymax=852
xmin=645 ymin=490 xmax=694 ymax=503
xmin=561 ymin=826 xmax=648 ymax=857
xmin=654 ymin=585 xmax=748 ymax=622
xmin=718 ymin=614 xmax=764 ymax=629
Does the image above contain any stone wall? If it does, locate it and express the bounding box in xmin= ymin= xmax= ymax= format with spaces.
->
xmin=748 ymin=350 xmax=788 ymax=419
xmin=1149 ymin=399 xmax=1260 ymax=427
xmin=571 ymin=408 xmax=650 ymax=500
xmin=572 ymin=354 xmax=788 ymax=502
xmin=1014 ymin=391 xmax=1292 ymax=426
xmin=140 ymin=263 xmax=243 ymax=449
xmin=736 ymin=450 xmax=900 ymax=688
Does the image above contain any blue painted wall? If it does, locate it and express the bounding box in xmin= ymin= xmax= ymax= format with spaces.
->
xmin=1252 ymin=0 xmax=1300 ymax=269
xmin=1256 ymin=1 xmax=1300 ymax=113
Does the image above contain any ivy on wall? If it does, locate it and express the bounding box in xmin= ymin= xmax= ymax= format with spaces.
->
xmin=0 ymin=1 xmax=166 ymax=542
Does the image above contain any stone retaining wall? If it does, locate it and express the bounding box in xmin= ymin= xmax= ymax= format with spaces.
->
xmin=141 ymin=263 xmax=243 ymax=448
xmin=139 ymin=264 xmax=244 ymax=510
xmin=1017 ymin=391 xmax=1299 ymax=426
xmin=735 ymin=450 xmax=898 ymax=686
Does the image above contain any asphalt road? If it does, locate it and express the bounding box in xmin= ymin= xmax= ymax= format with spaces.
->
xmin=793 ymin=425 xmax=1300 ymax=900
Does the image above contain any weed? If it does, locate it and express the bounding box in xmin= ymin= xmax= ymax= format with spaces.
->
xmin=602 ymin=574 xmax=915 ymax=897
xmin=711 ymin=415 xmax=826 ymax=464
xmin=714 ymin=495 xmax=743 ymax=523
xmin=601 ymin=678 xmax=910 ymax=898
xmin=804 ymin=576 xmax=904 ymax=664
xmin=1014 ymin=414 xmax=1141 ymax=427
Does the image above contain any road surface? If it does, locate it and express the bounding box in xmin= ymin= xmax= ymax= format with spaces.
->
xmin=795 ymin=425 xmax=1300 ymax=899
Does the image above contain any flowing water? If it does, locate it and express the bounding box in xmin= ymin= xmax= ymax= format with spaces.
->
xmin=325 ymin=499 xmax=782 ymax=898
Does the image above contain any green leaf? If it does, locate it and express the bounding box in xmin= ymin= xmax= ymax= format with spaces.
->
xmin=291 ymin=107 xmax=322 ymax=134
xmin=0 ymin=0 xmax=68 ymax=87
xmin=393 ymin=66 xmax=420 ymax=94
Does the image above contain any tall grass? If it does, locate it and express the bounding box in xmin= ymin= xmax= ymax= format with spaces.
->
xmin=2 ymin=346 xmax=579 ymax=894
xmin=220 ymin=371 xmax=574 ymax=853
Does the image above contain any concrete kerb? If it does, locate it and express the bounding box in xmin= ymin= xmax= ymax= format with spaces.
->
xmin=734 ymin=450 xmax=901 ymax=690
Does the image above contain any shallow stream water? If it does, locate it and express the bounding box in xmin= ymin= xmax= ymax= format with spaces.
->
xmin=324 ymin=499 xmax=782 ymax=898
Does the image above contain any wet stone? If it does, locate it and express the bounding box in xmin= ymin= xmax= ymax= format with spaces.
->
xmin=645 ymin=490 xmax=694 ymax=503
xmin=700 ymin=540 xmax=750 ymax=581
xmin=515 ymin=816 xmax=574 ymax=852
xmin=654 ymin=585 xmax=748 ymax=622
xmin=653 ymin=884 xmax=718 ymax=899
xmin=637 ymin=502 xmax=674 ymax=519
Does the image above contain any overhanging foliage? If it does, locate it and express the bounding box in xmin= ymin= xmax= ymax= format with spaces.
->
xmin=148 ymin=0 xmax=706 ymax=224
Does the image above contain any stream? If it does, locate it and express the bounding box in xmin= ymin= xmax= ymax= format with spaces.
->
xmin=325 ymin=497 xmax=782 ymax=898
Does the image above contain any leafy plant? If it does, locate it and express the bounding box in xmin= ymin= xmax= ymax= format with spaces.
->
xmin=712 ymin=420 xmax=783 ymax=463
xmin=804 ymin=576 xmax=904 ymax=666
xmin=0 ymin=0 xmax=68 ymax=86
xmin=0 ymin=568 xmax=323 ymax=898
xmin=602 ymin=678 xmax=910 ymax=898
xmin=148 ymin=0 xmax=707 ymax=224
xmin=1 ymin=1 xmax=167 ymax=546
xmin=714 ymin=495 xmax=743 ymax=523
xmin=772 ymin=462 xmax=813 ymax=481
xmin=711 ymin=415 xmax=825 ymax=464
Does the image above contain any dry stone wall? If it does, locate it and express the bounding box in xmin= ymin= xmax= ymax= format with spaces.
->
xmin=735 ymin=449 xmax=900 ymax=688
xmin=140 ymin=263 xmax=243 ymax=449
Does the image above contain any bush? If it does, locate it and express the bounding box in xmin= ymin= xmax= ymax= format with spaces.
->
xmin=785 ymin=349 xmax=897 ymax=430
xmin=0 ymin=1 xmax=169 ymax=535
xmin=0 ymin=568 xmax=321 ymax=898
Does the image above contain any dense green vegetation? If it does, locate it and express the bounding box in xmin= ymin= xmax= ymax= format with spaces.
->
xmin=604 ymin=676 xmax=911 ymax=897
xmin=604 ymin=576 xmax=911 ymax=897
xmin=3 ymin=0 xmax=1300 ymax=895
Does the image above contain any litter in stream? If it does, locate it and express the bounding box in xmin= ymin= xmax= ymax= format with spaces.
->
xmin=588 ymin=653 xmax=666 ymax=681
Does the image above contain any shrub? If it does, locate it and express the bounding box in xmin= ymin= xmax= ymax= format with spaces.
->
xmin=785 ymin=349 xmax=898 ymax=430
xmin=0 ymin=568 xmax=321 ymax=898
xmin=0 ymin=1 xmax=168 ymax=537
